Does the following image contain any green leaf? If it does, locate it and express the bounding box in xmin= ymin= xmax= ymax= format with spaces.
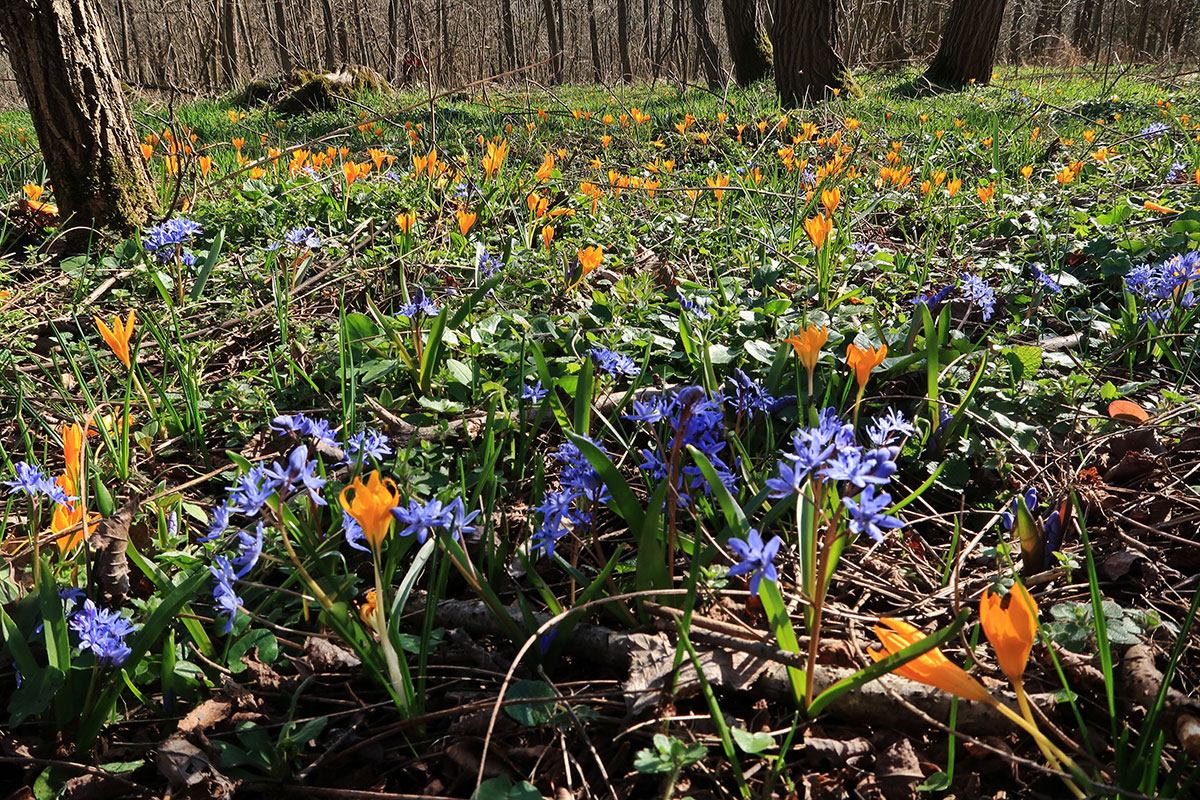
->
xmin=566 ymin=433 xmax=643 ymax=533
xmin=503 ymin=680 xmax=558 ymax=726
xmin=731 ymin=727 xmax=774 ymax=754
xmin=759 ymin=580 xmax=806 ymax=708
xmin=744 ymin=339 xmax=776 ymax=364
xmin=189 ymin=227 xmax=225 ymax=302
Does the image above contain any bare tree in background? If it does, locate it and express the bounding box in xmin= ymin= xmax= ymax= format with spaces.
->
xmin=722 ymin=0 xmax=772 ymax=85
xmin=0 ymin=0 xmax=157 ymax=233
xmin=772 ymin=0 xmax=847 ymax=105
xmin=924 ymin=0 xmax=1009 ymax=87
xmin=689 ymin=0 xmax=724 ymax=86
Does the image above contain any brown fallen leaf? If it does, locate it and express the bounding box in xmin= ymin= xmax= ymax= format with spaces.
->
xmin=88 ymin=498 xmax=140 ymax=607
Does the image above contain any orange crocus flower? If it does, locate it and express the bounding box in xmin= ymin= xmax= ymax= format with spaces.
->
xmin=804 ymin=214 xmax=832 ymax=249
xmin=535 ymin=152 xmax=555 ymax=181
xmin=869 ymin=618 xmax=994 ymax=704
xmin=60 ymin=422 xmax=85 ymax=482
xmin=577 ymin=246 xmax=603 ymax=281
xmin=456 ymin=209 xmax=477 ymax=236
xmin=845 ymin=342 xmax=886 ymax=391
xmin=1144 ymin=200 xmax=1179 ymax=214
xmin=339 ymin=470 xmax=399 ymax=551
xmin=821 ymin=187 xmax=840 ymax=215
xmin=980 ymin=583 xmax=1039 ymax=684
xmin=946 ymin=178 xmax=961 ymax=197
xmin=396 ymin=212 xmax=416 ymax=234
xmin=784 ymin=325 xmax=828 ymax=376
xmin=541 ymin=225 xmax=555 ymax=250
xmin=976 ymin=182 xmax=995 ymax=203
xmin=94 ymin=310 xmax=136 ymax=369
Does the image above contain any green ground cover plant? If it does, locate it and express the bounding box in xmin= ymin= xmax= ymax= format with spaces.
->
xmin=0 ymin=67 xmax=1198 ymax=798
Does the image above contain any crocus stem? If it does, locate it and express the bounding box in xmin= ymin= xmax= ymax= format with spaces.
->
xmin=130 ymin=369 xmax=157 ymax=419
xmin=373 ymin=556 xmax=410 ymax=712
xmin=991 ymin=697 xmax=1086 ymax=798
xmin=852 ymin=386 xmax=865 ymax=428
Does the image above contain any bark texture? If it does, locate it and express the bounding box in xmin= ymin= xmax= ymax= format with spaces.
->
xmin=0 ymin=0 xmax=157 ymax=233
xmin=924 ymin=0 xmax=1008 ymax=87
xmin=722 ymin=0 xmax=772 ymax=85
xmin=771 ymin=0 xmax=847 ymax=105
xmin=689 ymin=0 xmax=724 ymax=87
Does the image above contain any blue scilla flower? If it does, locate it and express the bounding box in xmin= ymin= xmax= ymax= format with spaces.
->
xmin=960 ymin=274 xmax=996 ymax=321
xmin=209 ymin=556 xmax=242 ymax=634
xmin=531 ymin=489 xmax=576 ymax=560
xmin=285 ymin=226 xmax=321 ymax=249
xmin=726 ymin=368 xmax=783 ymax=419
xmin=1167 ymin=162 xmax=1188 ymax=184
xmin=867 ymin=409 xmax=915 ymax=450
xmin=912 ymin=282 xmax=956 ymax=309
xmin=477 ymin=251 xmax=503 ymax=278
xmin=1125 ymin=252 xmax=1200 ymax=320
xmin=343 ymin=429 xmax=392 ymax=464
xmin=1139 ymin=121 xmax=1169 ymax=140
xmin=342 ymin=513 xmax=370 ymax=552
xmin=3 ymin=461 xmax=73 ymax=506
xmin=397 ymin=286 xmax=440 ymax=318
xmin=842 ymin=486 xmax=903 ymax=543
xmin=143 ymin=218 xmax=203 ymax=263
xmin=198 ymin=502 xmax=233 ymax=543
xmin=623 ymin=393 xmax=669 ymax=423
xmin=677 ymin=292 xmax=711 ymax=320
xmin=271 ymin=413 xmax=313 ymax=436
xmin=391 ymin=497 xmax=454 ymax=544
xmin=727 ymin=529 xmax=782 ymax=596
xmin=264 ymin=446 xmax=326 ymax=505
xmin=232 ymin=523 xmax=264 ymax=578
xmin=589 ymin=346 xmax=640 ymax=377
xmin=521 ymin=381 xmax=549 ymax=403
xmin=1031 ymin=266 xmax=1062 ymax=295
xmin=227 ymin=465 xmax=279 ymax=517
xmin=69 ymin=600 xmax=137 ymax=666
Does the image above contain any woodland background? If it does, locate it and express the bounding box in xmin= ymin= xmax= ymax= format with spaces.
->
xmin=5 ymin=0 xmax=1196 ymax=97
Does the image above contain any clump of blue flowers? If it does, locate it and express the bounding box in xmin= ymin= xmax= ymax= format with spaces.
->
xmin=1124 ymin=251 xmax=1199 ymax=323
xmin=531 ymin=435 xmax=610 ymax=560
xmin=765 ymin=407 xmax=908 ymax=545
xmin=589 ymin=346 xmax=640 ymax=377
xmin=3 ymin=460 xmax=75 ymax=507
xmin=69 ymin=599 xmax=138 ymax=666
xmin=143 ymin=217 xmax=203 ymax=265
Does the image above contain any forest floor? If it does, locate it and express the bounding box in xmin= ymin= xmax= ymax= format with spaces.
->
xmin=0 ymin=66 xmax=1199 ymax=799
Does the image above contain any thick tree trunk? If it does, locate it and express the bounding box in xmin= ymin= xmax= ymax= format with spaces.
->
xmin=320 ymin=0 xmax=337 ymax=70
xmin=500 ymin=0 xmax=517 ymax=71
xmin=689 ymin=0 xmax=723 ymax=87
xmin=771 ymin=0 xmax=847 ymax=106
xmin=722 ymin=0 xmax=772 ymax=85
xmin=616 ymin=0 xmax=633 ymax=79
xmin=0 ymin=0 xmax=157 ymax=234
xmin=924 ymin=0 xmax=1008 ymax=88
xmin=273 ymin=0 xmax=293 ymax=71
xmin=220 ymin=0 xmax=238 ymax=82
xmin=586 ymin=0 xmax=603 ymax=81
xmin=541 ymin=0 xmax=562 ymax=82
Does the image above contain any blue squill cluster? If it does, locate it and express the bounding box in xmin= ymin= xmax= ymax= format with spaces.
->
xmin=68 ymin=598 xmax=138 ymax=666
xmin=625 ymin=386 xmax=740 ymax=508
xmin=765 ymin=407 xmax=909 ymax=544
xmin=3 ymin=460 xmax=75 ymax=507
xmin=143 ymin=217 xmax=203 ymax=265
xmin=1124 ymin=251 xmax=1199 ymax=323
xmin=531 ymin=436 xmax=609 ymax=560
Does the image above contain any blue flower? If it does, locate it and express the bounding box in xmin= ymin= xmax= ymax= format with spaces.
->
xmin=912 ymin=283 xmax=956 ymax=309
xmin=867 ymin=409 xmax=915 ymax=449
xmin=623 ymin=393 xmax=668 ymax=423
xmin=143 ymin=218 xmax=203 ymax=263
xmin=227 ymin=466 xmax=278 ymax=517
xmin=209 ymin=556 xmax=242 ymax=634
xmin=1031 ymin=266 xmax=1062 ymax=294
xmin=1139 ymin=122 xmax=1169 ymax=140
xmin=397 ymin=287 xmax=440 ymax=318
xmin=264 ymin=446 xmax=327 ymax=505
xmin=677 ymin=292 xmax=711 ymax=319
xmin=285 ymin=226 xmax=321 ymax=249
xmin=391 ymin=498 xmax=454 ymax=544
xmin=3 ymin=461 xmax=73 ymax=506
xmin=445 ymin=497 xmax=480 ymax=540
xmin=306 ymin=418 xmax=339 ymax=448
xmin=532 ymin=490 xmax=576 ymax=560
xmin=477 ymin=251 xmax=503 ymax=278
xmin=342 ymin=429 xmax=392 ymax=464
xmin=589 ymin=346 xmax=641 ymax=377
xmin=842 ymin=486 xmax=903 ymax=543
xmin=1167 ymin=162 xmax=1188 ymax=184
xmin=69 ymin=600 xmax=137 ymax=666
xmin=271 ymin=413 xmax=313 ymax=436
xmin=727 ymin=529 xmax=782 ymax=596
xmin=342 ymin=513 xmax=370 ymax=552
xmin=232 ymin=523 xmax=264 ymax=578
xmin=820 ymin=446 xmax=895 ymax=488
xmin=521 ymin=381 xmax=549 ymax=402
xmin=199 ymin=503 xmax=233 ymax=542
xmin=726 ymin=369 xmax=781 ymax=419
xmin=960 ymin=274 xmax=996 ymax=321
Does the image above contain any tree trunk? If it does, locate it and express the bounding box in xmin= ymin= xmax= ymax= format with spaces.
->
xmin=220 ymin=0 xmax=238 ymax=83
xmin=771 ymin=0 xmax=847 ymax=106
xmin=273 ymin=0 xmax=293 ymax=71
xmin=924 ymin=0 xmax=1008 ymax=87
xmin=0 ymin=0 xmax=157 ymax=234
xmin=500 ymin=0 xmax=517 ymax=71
xmin=722 ymin=0 xmax=772 ymax=85
xmin=586 ymin=0 xmax=603 ymax=81
xmin=617 ymin=0 xmax=633 ymax=79
xmin=320 ymin=0 xmax=336 ymax=70
xmin=689 ymin=0 xmax=723 ymax=86
xmin=541 ymin=0 xmax=562 ymax=82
